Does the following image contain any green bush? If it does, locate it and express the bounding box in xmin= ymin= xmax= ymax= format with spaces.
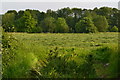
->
xmin=110 ymin=26 xmax=118 ymax=32
xmin=92 ymin=44 xmax=118 ymax=78
xmin=93 ymin=46 xmax=112 ymax=64
xmin=37 ymin=47 xmax=97 ymax=78
xmin=2 ymin=30 xmax=18 ymax=75
xmin=3 ymin=52 xmax=38 ymax=78
xmin=107 ymin=45 xmax=118 ymax=78
xmin=2 ymin=30 xmax=38 ymax=78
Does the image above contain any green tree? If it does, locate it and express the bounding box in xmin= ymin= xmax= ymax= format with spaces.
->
xmin=93 ymin=15 xmax=109 ymax=32
xmin=83 ymin=10 xmax=92 ymax=19
xmin=118 ymin=10 xmax=120 ymax=32
xmin=110 ymin=26 xmax=118 ymax=32
xmin=6 ymin=10 xmax=17 ymax=15
xmin=109 ymin=8 xmax=119 ymax=27
xmin=0 ymin=15 xmax=2 ymax=26
xmin=2 ymin=7 xmax=119 ymax=33
xmin=95 ymin=7 xmax=113 ymax=19
xmin=57 ymin=7 xmax=72 ymax=18
xmin=72 ymin=8 xmax=82 ymax=31
xmin=75 ymin=17 xmax=97 ymax=33
xmin=2 ymin=13 xmax=16 ymax=32
xmin=16 ymin=11 xmax=37 ymax=32
xmin=65 ymin=16 xmax=75 ymax=32
xmin=55 ymin=18 xmax=69 ymax=33
xmin=72 ymin=8 xmax=82 ymax=19
xmin=16 ymin=10 xmax=24 ymax=19
xmin=41 ymin=17 xmax=56 ymax=33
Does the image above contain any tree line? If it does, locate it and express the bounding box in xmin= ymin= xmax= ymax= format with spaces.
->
xmin=1 ymin=7 xmax=119 ymax=33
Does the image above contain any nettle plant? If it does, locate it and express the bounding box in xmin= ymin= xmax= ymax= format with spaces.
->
xmin=34 ymin=47 xmax=97 ymax=78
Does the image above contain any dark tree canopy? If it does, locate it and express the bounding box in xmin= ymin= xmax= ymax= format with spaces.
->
xmin=93 ymin=15 xmax=109 ymax=32
xmin=75 ymin=17 xmax=98 ymax=33
xmin=41 ymin=17 xmax=56 ymax=33
xmin=16 ymin=11 xmax=37 ymax=32
xmin=2 ymin=7 xmax=119 ymax=33
xmin=55 ymin=18 xmax=69 ymax=33
xmin=2 ymin=13 xmax=16 ymax=32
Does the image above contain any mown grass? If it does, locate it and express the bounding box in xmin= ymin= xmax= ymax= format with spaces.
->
xmin=3 ymin=32 xmax=118 ymax=78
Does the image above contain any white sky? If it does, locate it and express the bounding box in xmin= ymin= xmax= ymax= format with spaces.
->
xmin=1 ymin=0 xmax=119 ymax=2
xmin=0 ymin=0 xmax=120 ymax=14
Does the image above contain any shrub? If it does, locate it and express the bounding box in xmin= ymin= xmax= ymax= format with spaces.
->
xmin=2 ymin=29 xmax=38 ymax=78
xmin=110 ymin=26 xmax=118 ymax=32
xmin=3 ymin=52 xmax=38 ymax=78
xmin=38 ymin=47 xmax=97 ymax=78
xmin=92 ymin=44 xmax=119 ymax=78
xmin=2 ymin=29 xmax=18 ymax=74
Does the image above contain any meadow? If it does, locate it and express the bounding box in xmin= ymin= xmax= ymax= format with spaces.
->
xmin=2 ymin=32 xmax=119 ymax=78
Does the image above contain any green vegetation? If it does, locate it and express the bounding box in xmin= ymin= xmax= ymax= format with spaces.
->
xmin=55 ymin=18 xmax=69 ymax=33
xmin=110 ymin=26 xmax=118 ymax=32
xmin=1 ymin=6 xmax=119 ymax=78
xmin=75 ymin=17 xmax=97 ymax=33
xmin=1 ymin=7 xmax=119 ymax=33
xmin=41 ymin=17 xmax=55 ymax=33
xmin=93 ymin=15 xmax=109 ymax=32
xmin=2 ymin=32 xmax=119 ymax=78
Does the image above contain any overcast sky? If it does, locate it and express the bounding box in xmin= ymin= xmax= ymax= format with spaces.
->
xmin=0 ymin=0 xmax=119 ymax=14
xmin=1 ymin=0 xmax=119 ymax=2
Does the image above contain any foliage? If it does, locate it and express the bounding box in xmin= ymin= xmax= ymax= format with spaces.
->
xmin=1 ymin=6 xmax=119 ymax=78
xmin=2 ymin=13 xmax=16 ymax=32
xmin=57 ymin=7 xmax=72 ymax=18
xmin=2 ymin=30 xmax=18 ymax=67
xmin=2 ymin=29 xmax=18 ymax=77
xmin=107 ymin=45 xmax=118 ymax=78
xmin=16 ymin=11 xmax=37 ymax=32
xmin=93 ymin=15 xmax=109 ymax=32
xmin=2 ymin=32 xmax=117 ymax=78
xmin=38 ymin=47 xmax=97 ymax=78
xmin=41 ymin=17 xmax=56 ymax=33
xmin=110 ymin=26 xmax=118 ymax=32
xmin=2 ymin=34 xmax=38 ymax=78
xmin=2 ymin=29 xmax=38 ymax=78
xmin=55 ymin=18 xmax=69 ymax=33
xmin=2 ymin=7 xmax=119 ymax=33
xmin=75 ymin=17 xmax=98 ymax=33
xmin=92 ymin=45 xmax=119 ymax=78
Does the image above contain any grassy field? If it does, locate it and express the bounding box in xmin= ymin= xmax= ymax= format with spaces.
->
xmin=11 ymin=32 xmax=118 ymax=59
xmin=3 ymin=32 xmax=119 ymax=78
xmin=11 ymin=32 xmax=118 ymax=49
